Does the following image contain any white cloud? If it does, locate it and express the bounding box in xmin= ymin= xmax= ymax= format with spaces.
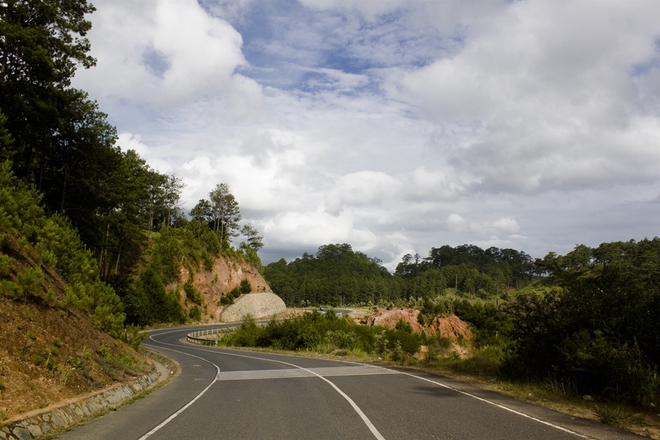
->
xmin=73 ymin=0 xmax=660 ymax=269
xmin=390 ymin=0 xmax=660 ymax=194
xmin=117 ymin=132 xmax=172 ymax=173
xmin=325 ymin=171 xmax=399 ymax=214
xmin=74 ymin=0 xmax=263 ymax=113
xmin=446 ymin=213 xmax=519 ymax=236
xmin=299 ymin=0 xmax=406 ymax=20
xmin=264 ymin=209 xmax=380 ymax=251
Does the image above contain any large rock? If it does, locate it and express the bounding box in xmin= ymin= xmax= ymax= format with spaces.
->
xmin=220 ymin=293 xmax=287 ymax=322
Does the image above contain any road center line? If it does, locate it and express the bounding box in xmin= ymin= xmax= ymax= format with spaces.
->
xmin=146 ymin=332 xmax=386 ymax=440
xmin=146 ymin=329 xmax=593 ymax=440
xmin=203 ymin=349 xmax=386 ymax=440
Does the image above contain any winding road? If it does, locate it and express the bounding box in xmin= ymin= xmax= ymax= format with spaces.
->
xmin=57 ymin=325 xmax=642 ymax=439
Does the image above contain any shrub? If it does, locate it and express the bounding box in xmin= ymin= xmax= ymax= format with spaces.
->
xmin=325 ymin=329 xmax=357 ymax=349
xmin=189 ymin=305 xmax=202 ymax=321
xmin=218 ymin=310 xmax=424 ymax=359
xmin=395 ymin=318 xmax=413 ymax=334
xmin=17 ymin=267 xmax=44 ymax=302
xmin=228 ymin=286 xmax=241 ymax=299
xmin=239 ymin=279 xmax=252 ymax=294
xmin=120 ymin=324 xmax=147 ymax=350
xmin=0 ymin=254 xmax=14 ymax=277
xmin=386 ymin=328 xmax=422 ymax=355
xmin=184 ymin=278 xmax=202 ymax=305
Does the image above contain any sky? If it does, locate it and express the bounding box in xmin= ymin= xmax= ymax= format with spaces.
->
xmin=73 ymin=0 xmax=660 ymax=270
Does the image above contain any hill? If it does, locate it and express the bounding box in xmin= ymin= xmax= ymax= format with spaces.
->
xmin=0 ymin=287 xmax=148 ymax=422
xmin=0 ymin=164 xmax=149 ymax=421
xmin=176 ymin=253 xmax=273 ymax=323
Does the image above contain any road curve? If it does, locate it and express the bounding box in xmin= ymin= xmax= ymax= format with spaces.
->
xmin=57 ymin=325 xmax=643 ymax=440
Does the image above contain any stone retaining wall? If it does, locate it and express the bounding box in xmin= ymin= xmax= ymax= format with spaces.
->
xmin=0 ymin=350 xmax=176 ymax=440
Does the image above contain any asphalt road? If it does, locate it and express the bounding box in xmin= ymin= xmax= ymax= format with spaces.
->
xmin=57 ymin=325 xmax=643 ymax=440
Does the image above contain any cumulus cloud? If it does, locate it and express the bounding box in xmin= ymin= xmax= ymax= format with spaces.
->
xmin=73 ymin=0 xmax=660 ymax=269
xmin=325 ymin=171 xmax=400 ymax=214
xmin=446 ymin=213 xmax=519 ymax=236
xmin=117 ymin=132 xmax=172 ymax=173
xmin=390 ymin=0 xmax=660 ymax=194
xmin=74 ymin=0 xmax=263 ymax=112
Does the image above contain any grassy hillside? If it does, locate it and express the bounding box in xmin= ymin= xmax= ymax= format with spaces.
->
xmin=0 ymin=163 xmax=149 ymax=421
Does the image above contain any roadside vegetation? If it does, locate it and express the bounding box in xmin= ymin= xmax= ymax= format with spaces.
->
xmin=1 ymin=0 xmax=266 ymax=330
xmin=260 ymin=240 xmax=660 ymax=436
xmin=0 ymin=0 xmax=266 ymax=419
xmin=219 ymin=311 xmax=426 ymax=360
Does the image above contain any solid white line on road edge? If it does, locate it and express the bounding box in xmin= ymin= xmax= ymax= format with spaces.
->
xmin=398 ymin=371 xmax=594 ymax=440
xmin=137 ymin=335 xmax=221 ymax=440
xmin=148 ymin=333 xmax=386 ymax=440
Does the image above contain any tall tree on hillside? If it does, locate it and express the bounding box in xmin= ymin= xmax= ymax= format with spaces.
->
xmin=395 ymin=253 xmax=425 ymax=279
xmin=209 ymin=183 xmax=241 ymax=247
xmin=95 ymin=150 xmax=162 ymax=278
xmin=190 ymin=199 xmax=213 ymax=225
xmin=0 ymin=113 xmax=13 ymax=158
xmin=142 ymin=171 xmax=166 ymax=233
xmin=51 ymin=90 xmax=118 ymax=214
xmin=240 ymin=224 xmax=264 ymax=251
xmin=161 ymin=175 xmax=185 ymax=229
xmin=0 ymin=0 xmax=96 ymax=183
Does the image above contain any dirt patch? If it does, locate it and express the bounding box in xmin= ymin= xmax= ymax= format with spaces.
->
xmin=427 ymin=314 xmax=473 ymax=357
xmin=0 ymin=295 xmax=149 ymax=423
xmin=177 ymin=255 xmax=272 ymax=323
xmin=358 ymin=308 xmax=473 ymax=357
xmin=427 ymin=314 xmax=473 ymax=340
xmin=361 ymin=309 xmax=425 ymax=333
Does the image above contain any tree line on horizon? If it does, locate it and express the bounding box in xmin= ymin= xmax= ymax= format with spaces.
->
xmin=264 ymin=243 xmax=537 ymax=307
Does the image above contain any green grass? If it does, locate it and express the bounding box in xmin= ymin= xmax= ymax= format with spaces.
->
xmin=594 ymin=404 xmax=626 ymax=426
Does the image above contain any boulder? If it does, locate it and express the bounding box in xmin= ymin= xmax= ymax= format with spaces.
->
xmin=220 ymin=292 xmax=287 ymax=322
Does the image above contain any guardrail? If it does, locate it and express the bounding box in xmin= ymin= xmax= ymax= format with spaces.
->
xmin=186 ymin=318 xmax=276 ymax=346
xmin=187 ymin=328 xmax=228 ymax=346
xmin=186 ymin=310 xmax=340 ymax=346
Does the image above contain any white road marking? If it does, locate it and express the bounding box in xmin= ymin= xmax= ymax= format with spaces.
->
xmin=397 ymin=369 xmax=593 ymax=439
xmin=214 ymin=365 xmax=399 ymax=381
xmin=137 ymin=333 xmax=221 ymax=440
xmin=145 ymin=329 xmax=593 ymax=440
xmin=145 ymin=331 xmax=386 ymax=440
